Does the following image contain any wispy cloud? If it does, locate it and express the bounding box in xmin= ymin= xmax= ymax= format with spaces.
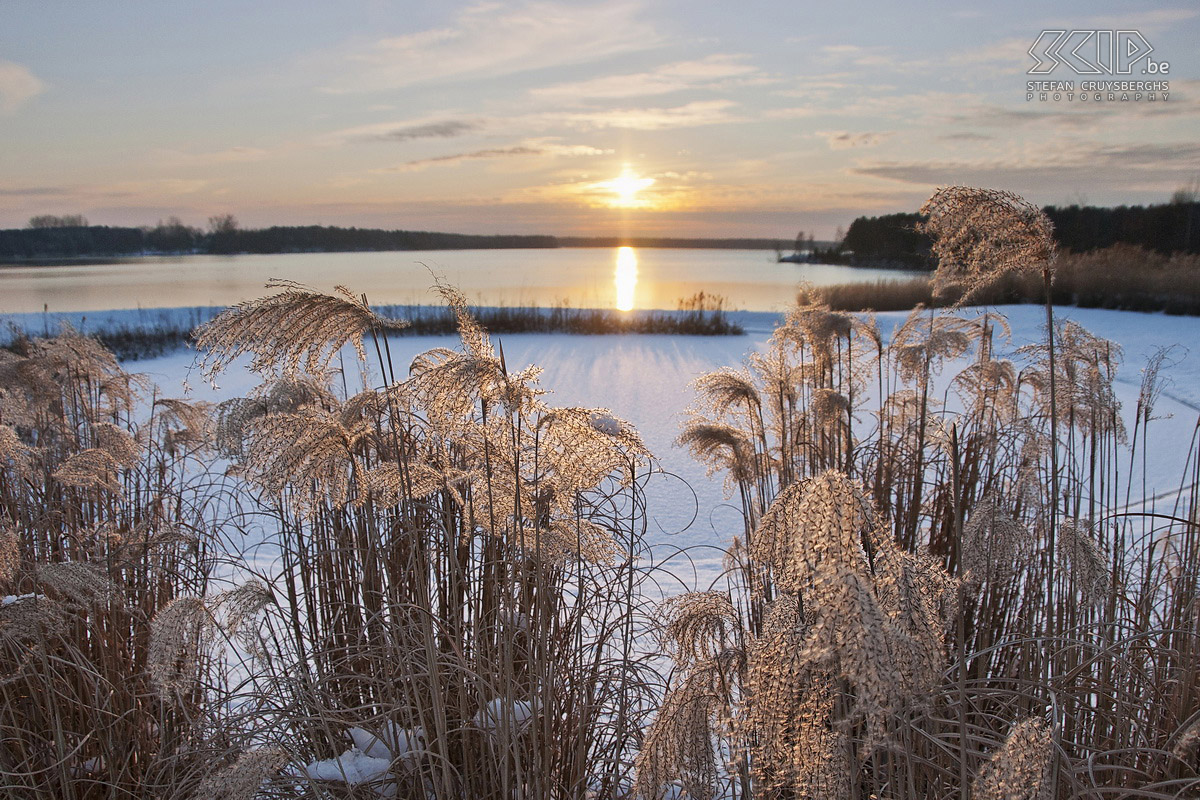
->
xmin=556 ymin=100 xmax=742 ymax=130
xmin=318 ymin=117 xmax=485 ymax=147
xmin=0 ymin=186 xmax=67 ymax=197
xmin=817 ymin=130 xmax=893 ymax=149
xmin=853 ymin=140 xmax=1200 ymax=198
xmin=154 ymin=146 xmax=272 ymax=168
xmin=0 ymin=60 xmax=45 ymax=112
xmin=377 ymin=139 xmax=609 ymax=172
xmin=530 ymin=54 xmax=765 ymax=100
xmin=1077 ymin=7 xmax=1199 ymax=33
xmin=320 ymin=1 xmax=661 ymax=93
xmin=380 ymin=120 xmax=482 ymax=141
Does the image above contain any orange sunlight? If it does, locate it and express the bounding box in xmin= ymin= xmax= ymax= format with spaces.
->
xmin=596 ymin=166 xmax=655 ymax=208
xmin=614 ymin=246 xmax=638 ymax=311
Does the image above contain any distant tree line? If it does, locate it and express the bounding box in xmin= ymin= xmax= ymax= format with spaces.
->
xmin=809 ymin=196 xmax=1200 ymax=270
xmin=0 ymin=215 xmax=559 ymax=259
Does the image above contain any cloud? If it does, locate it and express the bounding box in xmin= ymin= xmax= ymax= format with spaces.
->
xmin=321 ymin=1 xmax=661 ymax=93
xmin=318 ymin=117 xmax=485 ymax=147
xmin=817 ymin=130 xmax=893 ymax=149
xmin=1078 ymin=7 xmax=1199 ymax=33
xmin=852 ymin=140 xmax=1200 ymax=199
xmin=378 ymin=139 xmax=609 ymax=172
xmin=380 ymin=120 xmax=482 ymax=141
xmin=154 ymin=146 xmax=272 ymax=167
xmin=530 ymin=54 xmax=764 ymax=100
xmin=556 ymin=100 xmax=742 ymax=130
xmin=0 ymin=186 xmax=67 ymax=197
xmin=945 ymin=89 xmax=1200 ymax=132
xmin=937 ymin=132 xmax=994 ymax=142
xmin=95 ymin=179 xmax=212 ymax=198
xmin=0 ymin=61 xmax=45 ymax=112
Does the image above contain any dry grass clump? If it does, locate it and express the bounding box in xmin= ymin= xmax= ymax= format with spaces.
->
xmin=642 ymin=188 xmax=1200 ymax=799
xmin=0 ymin=327 xmax=242 ymax=798
xmin=192 ymin=281 xmax=658 ymax=799
xmin=2 ymin=281 xmax=661 ymax=798
xmin=971 ymin=718 xmax=1054 ymax=800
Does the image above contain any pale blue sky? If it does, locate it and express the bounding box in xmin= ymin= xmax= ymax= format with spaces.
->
xmin=1 ymin=1 xmax=1196 ymax=237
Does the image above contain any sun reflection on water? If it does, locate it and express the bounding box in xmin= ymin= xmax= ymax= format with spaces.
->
xmin=614 ymin=246 xmax=638 ymax=311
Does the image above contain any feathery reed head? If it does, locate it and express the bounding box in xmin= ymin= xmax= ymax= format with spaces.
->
xmin=971 ymin=717 xmax=1054 ymax=800
xmin=919 ymin=186 xmax=1056 ymax=302
xmin=194 ymin=279 xmax=408 ymax=379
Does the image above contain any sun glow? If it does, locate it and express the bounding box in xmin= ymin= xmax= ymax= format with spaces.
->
xmin=614 ymin=246 xmax=638 ymax=311
xmin=597 ymin=166 xmax=655 ymax=207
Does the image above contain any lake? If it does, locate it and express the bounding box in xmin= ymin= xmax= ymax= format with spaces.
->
xmin=0 ymin=248 xmax=923 ymax=314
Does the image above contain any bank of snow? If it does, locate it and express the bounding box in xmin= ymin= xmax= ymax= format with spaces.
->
xmin=117 ymin=304 xmax=1200 ymax=587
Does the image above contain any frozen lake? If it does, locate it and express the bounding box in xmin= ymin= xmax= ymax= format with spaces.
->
xmin=0 ymin=247 xmax=922 ymax=314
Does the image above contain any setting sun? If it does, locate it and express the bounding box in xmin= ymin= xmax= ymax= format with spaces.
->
xmin=597 ymin=166 xmax=655 ymax=208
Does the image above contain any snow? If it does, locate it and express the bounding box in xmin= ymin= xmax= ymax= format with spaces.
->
xmin=77 ymin=303 xmax=1200 ymax=586
xmin=473 ymin=698 xmax=536 ymax=731
xmin=293 ymin=724 xmax=422 ymax=797
xmin=588 ymin=411 xmax=623 ymax=436
xmin=1 ymin=593 xmax=39 ymax=605
xmin=348 ymin=724 xmax=423 ymax=762
xmin=301 ymin=747 xmax=392 ymax=786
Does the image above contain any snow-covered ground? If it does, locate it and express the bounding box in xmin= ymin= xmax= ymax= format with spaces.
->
xmin=87 ymin=303 xmax=1198 ymax=587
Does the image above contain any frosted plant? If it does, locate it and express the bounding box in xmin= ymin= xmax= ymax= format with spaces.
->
xmin=634 ymin=664 xmax=726 ymax=800
xmin=741 ymin=595 xmax=848 ymax=797
xmin=918 ymin=186 xmax=1056 ymax=303
xmin=971 ymin=717 xmax=1054 ymax=800
xmin=892 ymin=309 xmax=975 ymax=385
xmin=810 ymin=387 xmax=849 ymax=431
xmin=961 ymin=496 xmax=1035 ymax=583
xmin=781 ymin=303 xmax=853 ymax=371
xmin=91 ymin=420 xmax=141 ymax=468
xmin=677 ymin=421 xmax=757 ymax=490
xmin=0 ymin=518 xmax=17 ymax=585
xmin=52 ymin=448 xmax=125 ymax=493
xmin=194 ymin=279 xmax=408 ymax=378
xmin=749 ymin=471 xmax=950 ymax=742
xmin=194 ymin=748 xmax=287 ymax=800
xmin=214 ymin=581 xmax=275 ymax=658
xmin=36 ymin=562 xmax=118 ymax=605
xmin=693 ymin=369 xmax=762 ymax=417
xmin=659 ymin=591 xmax=740 ymax=666
xmin=1172 ymin=718 xmax=1200 ymax=763
xmin=214 ymin=375 xmax=338 ymax=457
xmin=0 ymin=423 xmax=36 ymax=484
xmin=148 ymin=596 xmax=214 ymax=700
xmin=1056 ymin=519 xmax=1108 ymax=607
xmin=152 ymin=397 xmax=214 ymax=454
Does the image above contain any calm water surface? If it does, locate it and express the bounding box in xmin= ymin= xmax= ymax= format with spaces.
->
xmin=0 ymin=248 xmax=922 ymax=314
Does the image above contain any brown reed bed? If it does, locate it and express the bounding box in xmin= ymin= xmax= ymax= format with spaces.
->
xmin=814 ymin=243 xmax=1200 ymax=315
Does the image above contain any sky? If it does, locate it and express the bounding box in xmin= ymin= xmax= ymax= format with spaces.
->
xmin=1 ymin=1 xmax=1197 ymax=238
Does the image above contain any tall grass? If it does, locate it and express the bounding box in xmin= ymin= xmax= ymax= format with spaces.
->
xmin=640 ymin=190 xmax=1200 ymax=799
xmin=0 ymin=282 xmax=663 ymax=798
xmin=191 ymin=282 xmax=662 ymax=798
xmin=0 ymin=331 xmax=236 ymax=798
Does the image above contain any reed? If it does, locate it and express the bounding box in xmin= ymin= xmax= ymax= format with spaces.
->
xmin=643 ymin=188 xmax=1200 ymax=799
